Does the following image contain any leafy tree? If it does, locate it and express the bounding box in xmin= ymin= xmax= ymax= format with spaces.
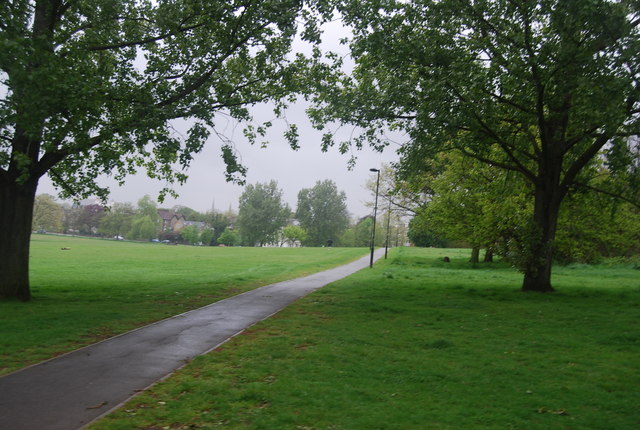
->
xmin=202 ymin=211 xmax=234 ymax=245
xmin=352 ymin=216 xmax=382 ymax=247
xmin=127 ymin=216 xmax=157 ymax=241
xmin=282 ymin=225 xmax=309 ymax=247
xmin=554 ymin=182 xmax=640 ymax=263
xmin=199 ymin=228 xmax=215 ymax=246
xmin=408 ymin=152 xmax=640 ymax=264
xmin=180 ymin=225 xmax=200 ymax=245
xmin=296 ymin=180 xmax=349 ymax=246
xmin=32 ymin=194 xmax=64 ymax=233
xmin=414 ymin=152 xmax=530 ymax=260
xmin=237 ymin=181 xmax=290 ymax=246
xmin=407 ymin=216 xmax=449 ymax=248
xmin=77 ymin=204 xmax=105 ymax=235
xmin=61 ymin=204 xmax=82 ymax=234
xmin=217 ymin=227 xmax=240 ymax=247
xmin=337 ymin=226 xmax=356 ymax=247
xmin=99 ymin=202 xmax=135 ymax=238
xmin=310 ymin=0 xmax=640 ymax=291
xmin=0 ymin=1 xmax=330 ymax=300
xmin=138 ymin=196 xmax=160 ymax=223
xmin=127 ymin=196 xmax=160 ymax=240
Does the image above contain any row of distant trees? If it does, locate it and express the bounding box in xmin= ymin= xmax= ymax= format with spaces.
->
xmin=32 ymin=194 xmax=232 ymax=246
xmin=224 ymin=179 xmax=407 ymax=247
xmin=33 ymin=179 xmax=408 ymax=248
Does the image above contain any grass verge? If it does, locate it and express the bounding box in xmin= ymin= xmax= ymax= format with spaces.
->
xmin=90 ymin=247 xmax=640 ymax=430
xmin=0 ymin=235 xmax=368 ymax=375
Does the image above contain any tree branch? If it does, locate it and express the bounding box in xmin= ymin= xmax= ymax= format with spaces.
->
xmin=574 ymin=180 xmax=640 ymax=209
xmin=561 ymin=134 xmax=610 ymax=189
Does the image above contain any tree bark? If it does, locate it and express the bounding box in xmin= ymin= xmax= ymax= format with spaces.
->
xmin=521 ymin=182 xmax=563 ymax=292
xmin=483 ymin=248 xmax=494 ymax=263
xmin=470 ymin=246 xmax=480 ymax=264
xmin=0 ymin=179 xmax=38 ymax=301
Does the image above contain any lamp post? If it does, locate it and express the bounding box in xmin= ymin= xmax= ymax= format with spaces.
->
xmin=369 ymin=168 xmax=380 ymax=268
xmin=384 ymin=199 xmax=392 ymax=259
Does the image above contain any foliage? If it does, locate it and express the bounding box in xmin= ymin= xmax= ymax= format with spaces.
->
xmin=217 ymin=227 xmax=240 ymax=247
xmin=237 ymin=181 xmax=290 ymax=246
xmin=407 ymin=215 xmax=449 ymax=248
xmin=199 ymin=228 xmax=215 ymax=246
xmin=88 ymin=247 xmax=640 ymax=430
xmin=339 ymin=216 xmax=383 ymax=248
xmin=77 ymin=204 xmax=105 ymax=235
xmin=126 ymin=196 xmax=160 ymax=240
xmin=180 ymin=225 xmax=200 ymax=245
xmin=0 ymin=0 xmax=333 ymax=300
xmin=296 ymin=180 xmax=350 ymax=246
xmin=127 ymin=216 xmax=157 ymax=241
xmin=555 ymin=190 xmax=640 ymax=264
xmin=99 ymin=203 xmax=135 ymax=238
xmin=310 ymin=0 xmax=640 ymax=291
xmin=32 ymin=194 xmax=64 ymax=233
xmin=406 ymin=152 xmax=640 ymax=263
xmin=137 ymin=196 xmax=160 ymax=223
xmin=1 ymin=0 xmax=328 ymax=199
xmin=202 ymin=211 xmax=234 ymax=245
xmin=282 ymin=225 xmax=309 ymax=247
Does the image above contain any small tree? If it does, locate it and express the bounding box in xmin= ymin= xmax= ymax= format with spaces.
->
xmin=218 ymin=227 xmax=240 ymax=246
xmin=99 ymin=202 xmax=135 ymax=238
xmin=282 ymin=225 xmax=308 ymax=247
xmin=181 ymin=225 xmax=200 ymax=245
xmin=199 ymin=228 xmax=215 ymax=246
xmin=128 ymin=217 xmax=157 ymax=241
xmin=32 ymin=194 xmax=64 ymax=233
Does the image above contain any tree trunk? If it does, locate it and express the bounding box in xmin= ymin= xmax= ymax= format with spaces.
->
xmin=469 ymin=246 xmax=480 ymax=264
xmin=0 ymin=179 xmax=38 ymax=301
xmin=483 ymin=248 xmax=494 ymax=263
xmin=521 ymin=183 xmax=563 ymax=293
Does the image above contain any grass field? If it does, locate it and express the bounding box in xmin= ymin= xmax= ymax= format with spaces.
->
xmin=88 ymin=247 xmax=640 ymax=430
xmin=0 ymin=235 xmax=368 ymax=375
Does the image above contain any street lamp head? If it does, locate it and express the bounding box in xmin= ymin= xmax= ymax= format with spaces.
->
xmin=369 ymin=168 xmax=380 ymax=172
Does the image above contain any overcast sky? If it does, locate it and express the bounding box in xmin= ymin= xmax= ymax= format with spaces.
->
xmin=37 ymin=18 xmax=403 ymax=220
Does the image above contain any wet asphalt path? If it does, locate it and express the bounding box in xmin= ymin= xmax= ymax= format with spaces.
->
xmin=0 ymin=249 xmax=384 ymax=430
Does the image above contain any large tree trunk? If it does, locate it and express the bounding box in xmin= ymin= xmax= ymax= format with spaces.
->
xmin=0 ymin=179 xmax=38 ymax=301
xmin=469 ymin=246 xmax=480 ymax=264
xmin=522 ymin=183 xmax=563 ymax=293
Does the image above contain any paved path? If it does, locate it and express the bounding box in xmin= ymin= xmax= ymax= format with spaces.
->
xmin=0 ymin=249 xmax=384 ymax=430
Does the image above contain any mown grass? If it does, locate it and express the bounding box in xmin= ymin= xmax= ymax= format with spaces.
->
xmin=0 ymin=235 xmax=368 ymax=375
xmin=90 ymin=247 xmax=640 ymax=430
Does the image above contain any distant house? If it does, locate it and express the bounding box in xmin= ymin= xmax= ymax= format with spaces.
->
xmin=157 ymin=210 xmax=186 ymax=232
xmin=157 ymin=210 xmax=208 ymax=233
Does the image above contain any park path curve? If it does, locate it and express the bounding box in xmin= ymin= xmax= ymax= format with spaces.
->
xmin=0 ymin=249 xmax=384 ymax=430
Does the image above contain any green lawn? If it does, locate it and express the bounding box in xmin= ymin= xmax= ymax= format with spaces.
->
xmin=89 ymin=247 xmax=640 ymax=430
xmin=0 ymin=235 xmax=368 ymax=375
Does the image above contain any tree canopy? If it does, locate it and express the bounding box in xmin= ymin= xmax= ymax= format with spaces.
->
xmin=0 ymin=0 xmax=329 ymax=300
xmin=296 ymin=179 xmax=349 ymax=246
xmin=237 ymin=180 xmax=290 ymax=246
xmin=310 ymin=0 xmax=640 ymax=291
